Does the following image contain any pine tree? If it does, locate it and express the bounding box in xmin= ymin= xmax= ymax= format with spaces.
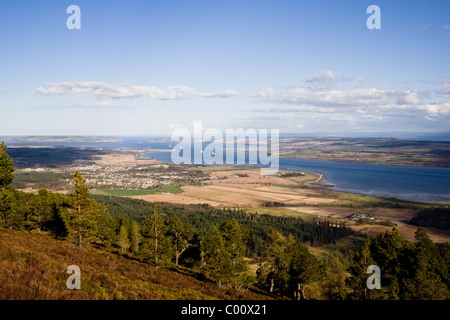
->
xmin=129 ymin=220 xmax=141 ymax=253
xmin=26 ymin=188 xmax=61 ymax=233
xmin=0 ymin=142 xmax=14 ymax=189
xmin=117 ymin=224 xmax=131 ymax=253
xmin=404 ymin=258 xmax=448 ymax=299
xmin=348 ymin=236 xmax=376 ymax=299
xmin=168 ymin=214 xmax=193 ymax=266
xmin=201 ymin=232 xmax=233 ymax=287
xmin=218 ymin=219 xmax=249 ymax=289
xmin=403 ymin=228 xmax=449 ymax=299
xmin=141 ymin=202 xmax=170 ymax=266
xmin=0 ymin=142 xmax=15 ymax=226
xmin=389 ymin=276 xmax=400 ymax=300
xmin=372 ymin=227 xmax=413 ymax=299
xmin=323 ymin=254 xmax=349 ymax=300
xmin=287 ymin=241 xmax=321 ymax=300
xmin=94 ymin=204 xmax=116 ymax=245
xmin=69 ymin=171 xmax=98 ymax=247
xmin=257 ymin=229 xmax=290 ymax=295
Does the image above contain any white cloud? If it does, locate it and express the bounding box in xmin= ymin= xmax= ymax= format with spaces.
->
xmin=341 ymin=75 xmax=365 ymax=84
xmin=415 ymin=103 xmax=450 ymax=116
xmin=305 ymin=71 xmax=366 ymax=87
xmin=32 ymin=81 xmax=239 ymax=100
xmin=388 ymin=90 xmax=421 ymax=105
xmin=248 ymin=106 xmax=336 ymax=113
xmin=252 ymin=83 xmax=450 ymax=117
xmin=329 ymin=115 xmax=354 ymax=122
xmin=250 ymin=71 xmax=450 ymax=123
xmin=362 ymin=115 xmax=383 ymax=121
xmin=200 ymin=90 xmax=239 ymax=98
xmin=253 ymin=86 xmax=421 ymax=107
xmin=83 ymin=101 xmax=121 ymax=108
xmin=440 ymin=82 xmax=450 ymax=94
xmin=356 ymin=108 xmax=366 ymax=114
xmin=306 ymin=70 xmax=337 ymax=86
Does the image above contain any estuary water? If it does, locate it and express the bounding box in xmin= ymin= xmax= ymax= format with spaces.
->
xmin=144 ymin=151 xmax=450 ymax=202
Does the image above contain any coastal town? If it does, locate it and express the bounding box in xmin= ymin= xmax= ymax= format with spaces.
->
xmin=12 ymin=148 xmax=213 ymax=193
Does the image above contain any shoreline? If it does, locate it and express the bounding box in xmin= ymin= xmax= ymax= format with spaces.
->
xmin=312 ymin=173 xmax=323 ymax=184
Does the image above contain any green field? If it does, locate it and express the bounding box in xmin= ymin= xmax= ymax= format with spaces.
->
xmin=160 ymin=185 xmax=184 ymax=194
xmin=91 ymin=185 xmax=183 ymax=197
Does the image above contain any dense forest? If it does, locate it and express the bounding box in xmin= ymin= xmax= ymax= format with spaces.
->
xmin=410 ymin=208 xmax=450 ymax=230
xmin=91 ymin=194 xmax=353 ymax=257
xmin=1 ymin=142 xmax=449 ymax=300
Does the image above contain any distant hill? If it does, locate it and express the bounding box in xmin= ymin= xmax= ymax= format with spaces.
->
xmin=1 ymin=136 xmax=122 ymax=143
xmin=279 ymin=132 xmax=450 ymax=140
xmin=0 ymin=228 xmax=271 ymax=300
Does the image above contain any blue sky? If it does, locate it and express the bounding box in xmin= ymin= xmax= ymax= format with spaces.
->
xmin=1 ymin=0 xmax=449 ymax=136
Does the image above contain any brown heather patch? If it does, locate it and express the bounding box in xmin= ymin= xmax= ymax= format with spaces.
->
xmin=0 ymin=228 xmax=271 ymax=300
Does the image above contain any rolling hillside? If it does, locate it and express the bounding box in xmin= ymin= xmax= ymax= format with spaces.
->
xmin=0 ymin=228 xmax=271 ymax=300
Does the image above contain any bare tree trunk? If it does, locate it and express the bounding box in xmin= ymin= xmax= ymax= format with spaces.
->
xmin=298 ymin=283 xmax=305 ymax=300
xmin=78 ymin=203 xmax=82 ymax=247
xmin=176 ymin=247 xmax=187 ymax=266
xmin=154 ymin=219 xmax=159 ymax=264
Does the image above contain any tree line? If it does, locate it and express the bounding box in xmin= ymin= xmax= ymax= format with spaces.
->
xmin=410 ymin=208 xmax=450 ymax=230
xmin=91 ymin=194 xmax=353 ymax=257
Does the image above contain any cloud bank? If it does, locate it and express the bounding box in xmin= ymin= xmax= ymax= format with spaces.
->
xmin=32 ymin=81 xmax=239 ymax=100
xmin=251 ymin=71 xmax=450 ymax=118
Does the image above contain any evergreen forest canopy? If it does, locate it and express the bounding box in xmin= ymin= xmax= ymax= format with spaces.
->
xmin=0 ymin=142 xmax=449 ymax=300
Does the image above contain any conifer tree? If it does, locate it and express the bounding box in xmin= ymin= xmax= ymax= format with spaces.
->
xmin=26 ymin=189 xmax=52 ymax=233
xmin=257 ymin=229 xmax=290 ymax=294
xmin=201 ymin=232 xmax=233 ymax=287
xmin=323 ymin=254 xmax=349 ymax=300
xmin=0 ymin=188 xmax=13 ymax=226
xmin=219 ymin=219 xmax=249 ymax=289
xmin=69 ymin=171 xmax=98 ymax=246
xmin=168 ymin=214 xmax=193 ymax=266
xmin=141 ymin=202 xmax=170 ymax=266
xmin=372 ymin=227 xmax=413 ymax=299
xmin=374 ymin=227 xmax=411 ymax=277
xmin=403 ymin=228 xmax=449 ymax=299
xmin=129 ymin=220 xmax=141 ymax=253
xmin=117 ymin=224 xmax=131 ymax=253
xmin=287 ymin=241 xmax=321 ymax=300
xmin=0 ymin=142 xmax=15 ymax=226
xmin=348 ymin=236 xmax=376 ymax=299
xmin=0 ymin=142 xmax=14 ymax=189
xmin=94 ymin=204 xmax=116 ymax=245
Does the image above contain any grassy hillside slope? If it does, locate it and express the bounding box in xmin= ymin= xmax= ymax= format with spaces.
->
xmin=0 ymin=228 xmax=271 ymax=300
